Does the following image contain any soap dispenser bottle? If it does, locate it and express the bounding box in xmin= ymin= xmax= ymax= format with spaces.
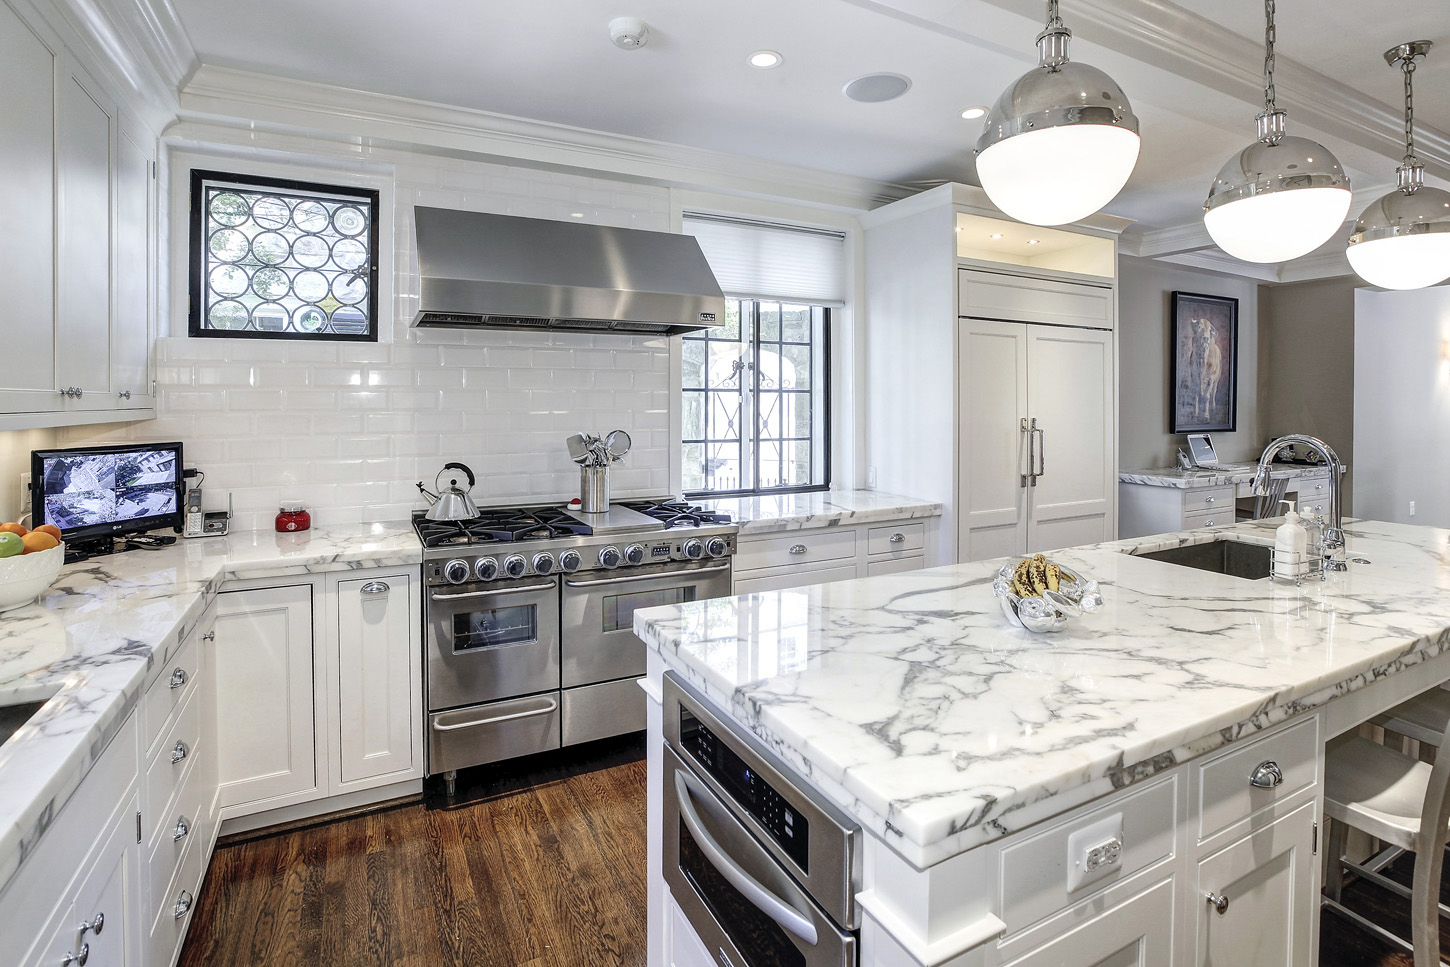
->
xmin=1274 ymin=499 xmax=1308 ymax=581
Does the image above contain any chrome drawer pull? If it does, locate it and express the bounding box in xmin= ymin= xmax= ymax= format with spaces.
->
xmin=889 ymin=532 xmax=906 ymax=543
xmin=1205 ymin=892 xmax=1230 ymax=914
xmin=170 ymin=668 xmax=188 ymax=689
xmin=431 ymin=697 xmax=558 ymax=732
xmin=360 ymin=581 xmax=390 ymax=595
xmin=1204 ymin=496 xmax=1215 ymax=503
xmin=174 ymin=816 xmax=190 ymax=842
xmin=788 ymin=544 xmax=807 ymax=555
xmin=1249 ymin=760 xmax=1283 ymax=788
xmin=174 ymin=890 xmax=193 ymax=919
xmin=171 ymin=740 xmax=189 ymax=764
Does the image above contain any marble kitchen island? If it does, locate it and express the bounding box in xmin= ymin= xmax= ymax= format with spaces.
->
xmin=635 ymin=518 xmax=1450 ymax=967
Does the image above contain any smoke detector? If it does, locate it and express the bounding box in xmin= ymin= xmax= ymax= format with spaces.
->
xmin=609 ymin=17 xmax=650 ymax=49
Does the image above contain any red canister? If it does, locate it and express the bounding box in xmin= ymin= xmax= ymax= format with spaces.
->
xmin=275 ymin=502 xmax=311 ymax=533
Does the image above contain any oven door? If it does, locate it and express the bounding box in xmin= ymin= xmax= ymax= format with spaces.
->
xmin=664 ymin=747 xmax=856 ymax=967
xmin=426 ymin=578 xmax=560 ymax=710
xmin=560 ymin=561 xmax=732 ymax=687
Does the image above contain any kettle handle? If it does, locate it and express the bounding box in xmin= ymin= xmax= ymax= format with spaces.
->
xmin=441 ymin=462 xmax=475 ymax=488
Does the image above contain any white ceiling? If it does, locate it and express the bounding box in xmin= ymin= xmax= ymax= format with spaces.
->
xmin=168 ymin=0 xmax=1449 ymax=250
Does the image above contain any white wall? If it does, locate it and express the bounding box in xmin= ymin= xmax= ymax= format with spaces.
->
xmin=1353 ymin=285 xmax=1450 ymax=525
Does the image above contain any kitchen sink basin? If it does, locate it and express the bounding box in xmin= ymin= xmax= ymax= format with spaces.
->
xmin=1130 ymin=538 xmax=1272 ymax=580
xmin=0 ymin=700 xmax=48 ymax=749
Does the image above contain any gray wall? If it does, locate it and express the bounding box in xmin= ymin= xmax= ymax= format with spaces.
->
xmin=1118 ymin=256 xmax=1262 ymax=469
xmin=1258 ymin=276 xmax=1358 ymax=512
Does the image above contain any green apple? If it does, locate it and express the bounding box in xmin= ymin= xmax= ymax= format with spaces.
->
xmin=0 ymin=533 xmax=22 ymax=558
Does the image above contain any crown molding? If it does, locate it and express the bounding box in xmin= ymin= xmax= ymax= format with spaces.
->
xmin=1122 ymin=221 xmax=1216 ymax=259
xmin=97 ymin=0 xmax=195 ymax=90
xmin=45 ymin=0 xmax=189 ymax=128
xmin=1276 ymin=251 xmax=1356 ymax=285
xmin=178 ymin=65 xmax=915 ymax=213
xmin=1155 ymin=249 xmax=1281 ymax=282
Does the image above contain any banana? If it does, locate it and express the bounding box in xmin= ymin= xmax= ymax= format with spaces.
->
xmin=1045 ymin=562 xmax=1061 ymax=592
xmin=1029 ymin=554 xmax=1049 ymax=594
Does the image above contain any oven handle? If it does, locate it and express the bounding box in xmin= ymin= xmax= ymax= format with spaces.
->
xmin=430 ymin=581 xmax=557 ymax=601
xmin=565 ymin=564 xmax=731 ymax=589
xmin=431 ymin=697 xmax=558 ymax=732
xmin=673 ymin=768 xmax=819 ymax=946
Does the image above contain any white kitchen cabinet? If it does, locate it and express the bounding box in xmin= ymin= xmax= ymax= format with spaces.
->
xmin=214 ymin=584 xmax=319 ymax=810
xmin=665 ymin=888 xmax=715 ymax=967
xmin=730 ymin=515 xmax=939 ymax=593
xmin=959 ymin=319 xmax=1115 ymax=560
xmin=1002 ymin=877 xmax=1175 ymax=967
xmin=112 ymin=118 xmax=155 ymax=410
xmin=333 ymin=571 xmax=420 ymax=787
xmin=1117 ymin=469 xmax=1334 ymax=540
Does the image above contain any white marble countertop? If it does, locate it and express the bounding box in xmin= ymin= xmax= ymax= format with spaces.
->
xmin=698 ymin=489 xmax=942 ymax=535
xmin=1119 ymin=463 xmax=1335 ymax=489
xmin=0 ymin=523 xmax=420 ymax=894
xmin=635 ymin=518 xmax=1450 ymax=869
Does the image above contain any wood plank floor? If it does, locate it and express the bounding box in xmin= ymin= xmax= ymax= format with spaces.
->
xmin=178 ymin=737 xmax=648 ymax=967
xmin=1320 ymin=851 xmax=1450 ymax=967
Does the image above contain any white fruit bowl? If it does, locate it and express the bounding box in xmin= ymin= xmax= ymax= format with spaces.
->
xmin=0 ymin=543 xmax=64 ymax=613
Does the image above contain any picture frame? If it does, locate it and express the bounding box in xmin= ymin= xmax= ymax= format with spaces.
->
xmin=1169 ymin=291 xmax=1238 ymax=434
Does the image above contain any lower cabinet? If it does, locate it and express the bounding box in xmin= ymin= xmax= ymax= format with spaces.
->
xmin=1002 ymin=877 xmax=1175 ymax=967
xmin=664 ymin=888 xmax=716 ymax=967
xmin=332 ymin=571 xmax=420 ymax=787
xmin=731 ymin=517 xmax=937 ymax=593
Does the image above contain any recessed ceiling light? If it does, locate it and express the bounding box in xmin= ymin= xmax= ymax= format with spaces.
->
xmin=989 ymin=233 xmax=1004 ymax=239
xmin=1027 ymin=239 xmax=1041 ymax=245
xmin=749 ymin=50 xmax=782 ymax=69
xmin=961 ymin=106 xmax=989 ymax=120
xmin=570 ymin=212 xmax=585 ymax=218
xmin=843 ymin=73 xmax=912 ymax=103
xmin=954 ymin=227 xmax=964 ymax=232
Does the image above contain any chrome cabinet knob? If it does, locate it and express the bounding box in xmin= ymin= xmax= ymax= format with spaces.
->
xmin=889 ymin=532 xmax=906 ymax=543
xmin=1205 ymin=892 xmax=1230 ymax=915
xmin=170 ymin=668 xmax=187 ymax=689
xmin=788 ymin=544 xmax=807 ymax=555
xmin=62 ymin=943 xmax=89 ymax=966
xmin=77 ymin=912 xmax=103 ymax=936
xmin=360 ymin=580 xmax=390 ymax=595
xmin=118 ymin=390 xmax=130 ymax=400
xmin=174 ymin=890 xmax=193 ymax=919
xmin=1248 ymin=760 xmax=1283 ymax=788
xmin=201 ymin=631 xmax=215 ymax=641
xmin=171 ymin=740 xmax=189 ymax=764
xmin=174 ymin=816 xmax=190 ymax=842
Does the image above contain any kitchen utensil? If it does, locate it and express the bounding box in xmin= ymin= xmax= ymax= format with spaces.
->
xmin=605 ymin=429 xmax=632 ymax=462
xmin=417 ymin=463 xmax=480 ymax=521
xmin=992 ymin=559 xmax=1103 ymax=633
xmin=566 ymin=433 xmax=590 ymax=465
xmin=580 ymin=465 xmax=609 ymax=513
xmin=587 ymin=435 xmax=609 ymax=467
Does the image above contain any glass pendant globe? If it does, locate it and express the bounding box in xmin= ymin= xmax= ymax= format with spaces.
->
xmin=1203 ymin=135 xmax=1352 ymax=263
xmin=1346 ymin=185 xmax=1450 ymax=289
xmin=976 ymin=124 xmax=1141 ymax=226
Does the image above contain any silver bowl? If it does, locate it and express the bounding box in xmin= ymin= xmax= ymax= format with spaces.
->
xmin=992 ymin=560 xmax=1103 ymax=633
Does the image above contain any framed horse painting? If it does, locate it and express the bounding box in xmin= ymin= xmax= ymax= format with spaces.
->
xmin=1169 ymin=291 xmax=1238 ymax=434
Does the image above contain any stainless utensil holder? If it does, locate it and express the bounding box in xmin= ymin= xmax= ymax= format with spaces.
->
xmin=580 ymin=465 xmax=609 ymax=513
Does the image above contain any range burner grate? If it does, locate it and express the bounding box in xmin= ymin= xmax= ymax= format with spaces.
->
xmin=412 ymin=508 xmax=594 ymax=548
xmin=620 ymin=499 xmax=733 ymax=529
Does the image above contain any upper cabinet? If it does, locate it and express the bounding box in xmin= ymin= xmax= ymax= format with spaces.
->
xmin=0 ymin=0 xmax=156 ymax=430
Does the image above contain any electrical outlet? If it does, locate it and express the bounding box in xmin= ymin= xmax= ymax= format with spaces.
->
xmin=1066 ymin=812 xmax=1124 ymax=892
xmin=867 ymin=466 xmax=877 ymax=488
xmin=1410 ymin=500 xmax=1417 ymax=517
xmin=18 ymin=472 xmax=30 ymax=521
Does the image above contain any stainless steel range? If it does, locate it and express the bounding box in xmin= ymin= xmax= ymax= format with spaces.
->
xmin=416 ymin=499 xmax=737 ymax=794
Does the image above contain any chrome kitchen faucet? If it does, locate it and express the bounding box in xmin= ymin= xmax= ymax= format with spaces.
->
xmin=1252 ymin=434 xmax=1347 ymax=571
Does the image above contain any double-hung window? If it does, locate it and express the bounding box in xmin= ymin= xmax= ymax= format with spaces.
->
xmin=680 ymin=214 xmax=844 ymax=496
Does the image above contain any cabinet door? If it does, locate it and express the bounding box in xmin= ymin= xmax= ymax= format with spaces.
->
xmin=1193 ymin=801 xmax=1316 ymax=967
xmin=112 ymin=120 xmax=152 ymax=408
xmin=958 ymin=319 xmax=1029 ymax=562
xmin=1026 ymin=326 xmax=1115 ymax=552
xmin=336 ymin=573 xmax=416 ymax=784
xmin=71 ymin=792 xmax=141 ymax=967
xmin=55 ymin=54 xmax=114 ymax=401
xmin=0 ymin=1 xmax=60 ymax=415
xmin=215 ymin=585 xmax=317 ymax=809
xmin=1002 ymin=877 xmax=1175 ymax=967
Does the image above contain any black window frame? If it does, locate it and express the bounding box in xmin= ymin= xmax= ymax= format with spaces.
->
xmin=187 ymin=169 xmax=381 ymax=342
xmin=681 ymin=301 xmax=832 ymax=499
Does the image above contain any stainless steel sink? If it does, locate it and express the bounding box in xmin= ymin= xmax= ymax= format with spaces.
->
xmin=1131 ymin=538 xmax=1272 ymax=580
xmin=0 ymin=700 xmax=48 ymax=748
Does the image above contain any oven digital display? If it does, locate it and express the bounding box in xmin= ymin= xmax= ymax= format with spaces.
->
xmin=602 ymin=586 xmax=696 ymax=634
xmin=681 ymin=708 xmax=809 ymax=872
xmin=451 ymin=605 xmax=537 ymax=652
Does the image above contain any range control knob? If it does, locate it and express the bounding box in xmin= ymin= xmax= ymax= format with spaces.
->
xmin=532 ymin=552 xmax=556 ymax=575
xmin=682 ymin=538 xmax=705 ymax=561
xmin=706 ymin=537 xmax=729 ymax=558
xmin=443 ymin=559 xmax=471 ymax=585
xmin=474 ymin=557 xmax=499 ymax=582
xmin=558 ymin=550 xmax=583 ymax=573
xmin=624 ymin=543 xmax=647 ymax=565
xmin=503 ymin=554 xmax=527 ymax=579
xmin=599 ymin=546 xmax=622 ymax=569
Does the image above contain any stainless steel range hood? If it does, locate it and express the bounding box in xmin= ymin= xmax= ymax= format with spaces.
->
xmin=412 ymin=207 xmax=724 ymax=336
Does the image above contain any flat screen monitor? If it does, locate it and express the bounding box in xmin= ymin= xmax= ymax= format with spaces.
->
xmin=31 ymin=442 xmax=184 ymax=546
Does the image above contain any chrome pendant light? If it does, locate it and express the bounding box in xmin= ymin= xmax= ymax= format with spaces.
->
xmin=974 ymin=0 xmax=1140 ymax=226
xmin=1203 ymin=0 xmax=1351 ymax=263
xmin=1346 ymin=41 xmax=1450 ymax=290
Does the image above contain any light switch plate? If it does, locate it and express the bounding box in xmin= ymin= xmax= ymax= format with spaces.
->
xmin=1066 ymin=812 xmax=1123 ymax=893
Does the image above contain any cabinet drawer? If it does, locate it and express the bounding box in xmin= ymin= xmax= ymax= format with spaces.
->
xmin=866 ymin=556 xmax=923 ymax=577
xmin=734 ymin=562 xmax=858 ymax=594
xmin=999 ymin=775 xmax=1176 ymax=935
xmin=147 ymin=810 xmax=205 ymax=965
xmin=1183 ymin=487 xmax=1234 ymax=515
xmin=1296 ymin=474 xmax=1330 ymax=497
xmin=144 ymin=684 xmax=202 ymax=845
xmin=1196 ymin=717 xmax=1318 ymax=844
xmin=866 ymin=522 xmax=925 ymax=555
xmin=958 ymin=270 xmax=1114 ymax=329
xmin=1182 ymin=508 xmax=1231 ymax=530
xmin=733 ymin=528 xmax=856 ymax=571
xmin=142 ymin=618 xmax=207 ymax=757
xmin=1298 ymin=498 xmax=1330 ymax=517
xmin=144 ymin=741 xmax=210 ymax=906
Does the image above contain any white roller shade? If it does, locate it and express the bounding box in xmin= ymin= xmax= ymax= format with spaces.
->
xmin=682 ymin=213 xmax=846 ymax=308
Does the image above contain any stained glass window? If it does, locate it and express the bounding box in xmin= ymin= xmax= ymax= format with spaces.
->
xmin=188 ymin=170 xmax=379 ymax=341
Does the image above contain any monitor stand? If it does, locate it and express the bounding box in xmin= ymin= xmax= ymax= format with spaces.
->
xmin=63 ymin=534 xmax=177 ymax=565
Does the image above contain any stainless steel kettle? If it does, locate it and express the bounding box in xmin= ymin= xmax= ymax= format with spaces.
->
xmin=416 ymin=463 xmax=480 ymax=521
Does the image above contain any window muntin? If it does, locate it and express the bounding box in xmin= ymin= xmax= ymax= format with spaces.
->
xmin=188 ymin=170 xmax=380 ymax=341
xmin=682 ymin=300 xmax=828 ymax=496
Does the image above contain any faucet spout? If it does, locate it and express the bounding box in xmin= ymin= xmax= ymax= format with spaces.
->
xmin=1253 ymin=434 xmax=1346 ymax=568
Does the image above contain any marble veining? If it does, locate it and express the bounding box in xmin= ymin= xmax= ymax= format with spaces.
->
xmin=0 ymin=522 xmax=420 ymax=895
xmin=1119 ymin=464 xmax=1333 ymax=489
xmin=699 ymin=489 xmax=942 ymax=534
xmin=635 ymin=518 xmax=1450 ymax=868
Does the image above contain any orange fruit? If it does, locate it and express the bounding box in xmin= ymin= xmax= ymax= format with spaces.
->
xmin=32 ymin=524 xmax=61 ymax=540
xmin=0 ymin=522 xmax=27 ymax=537
xmin=21 ymin=531 xmax=58 ymax=554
